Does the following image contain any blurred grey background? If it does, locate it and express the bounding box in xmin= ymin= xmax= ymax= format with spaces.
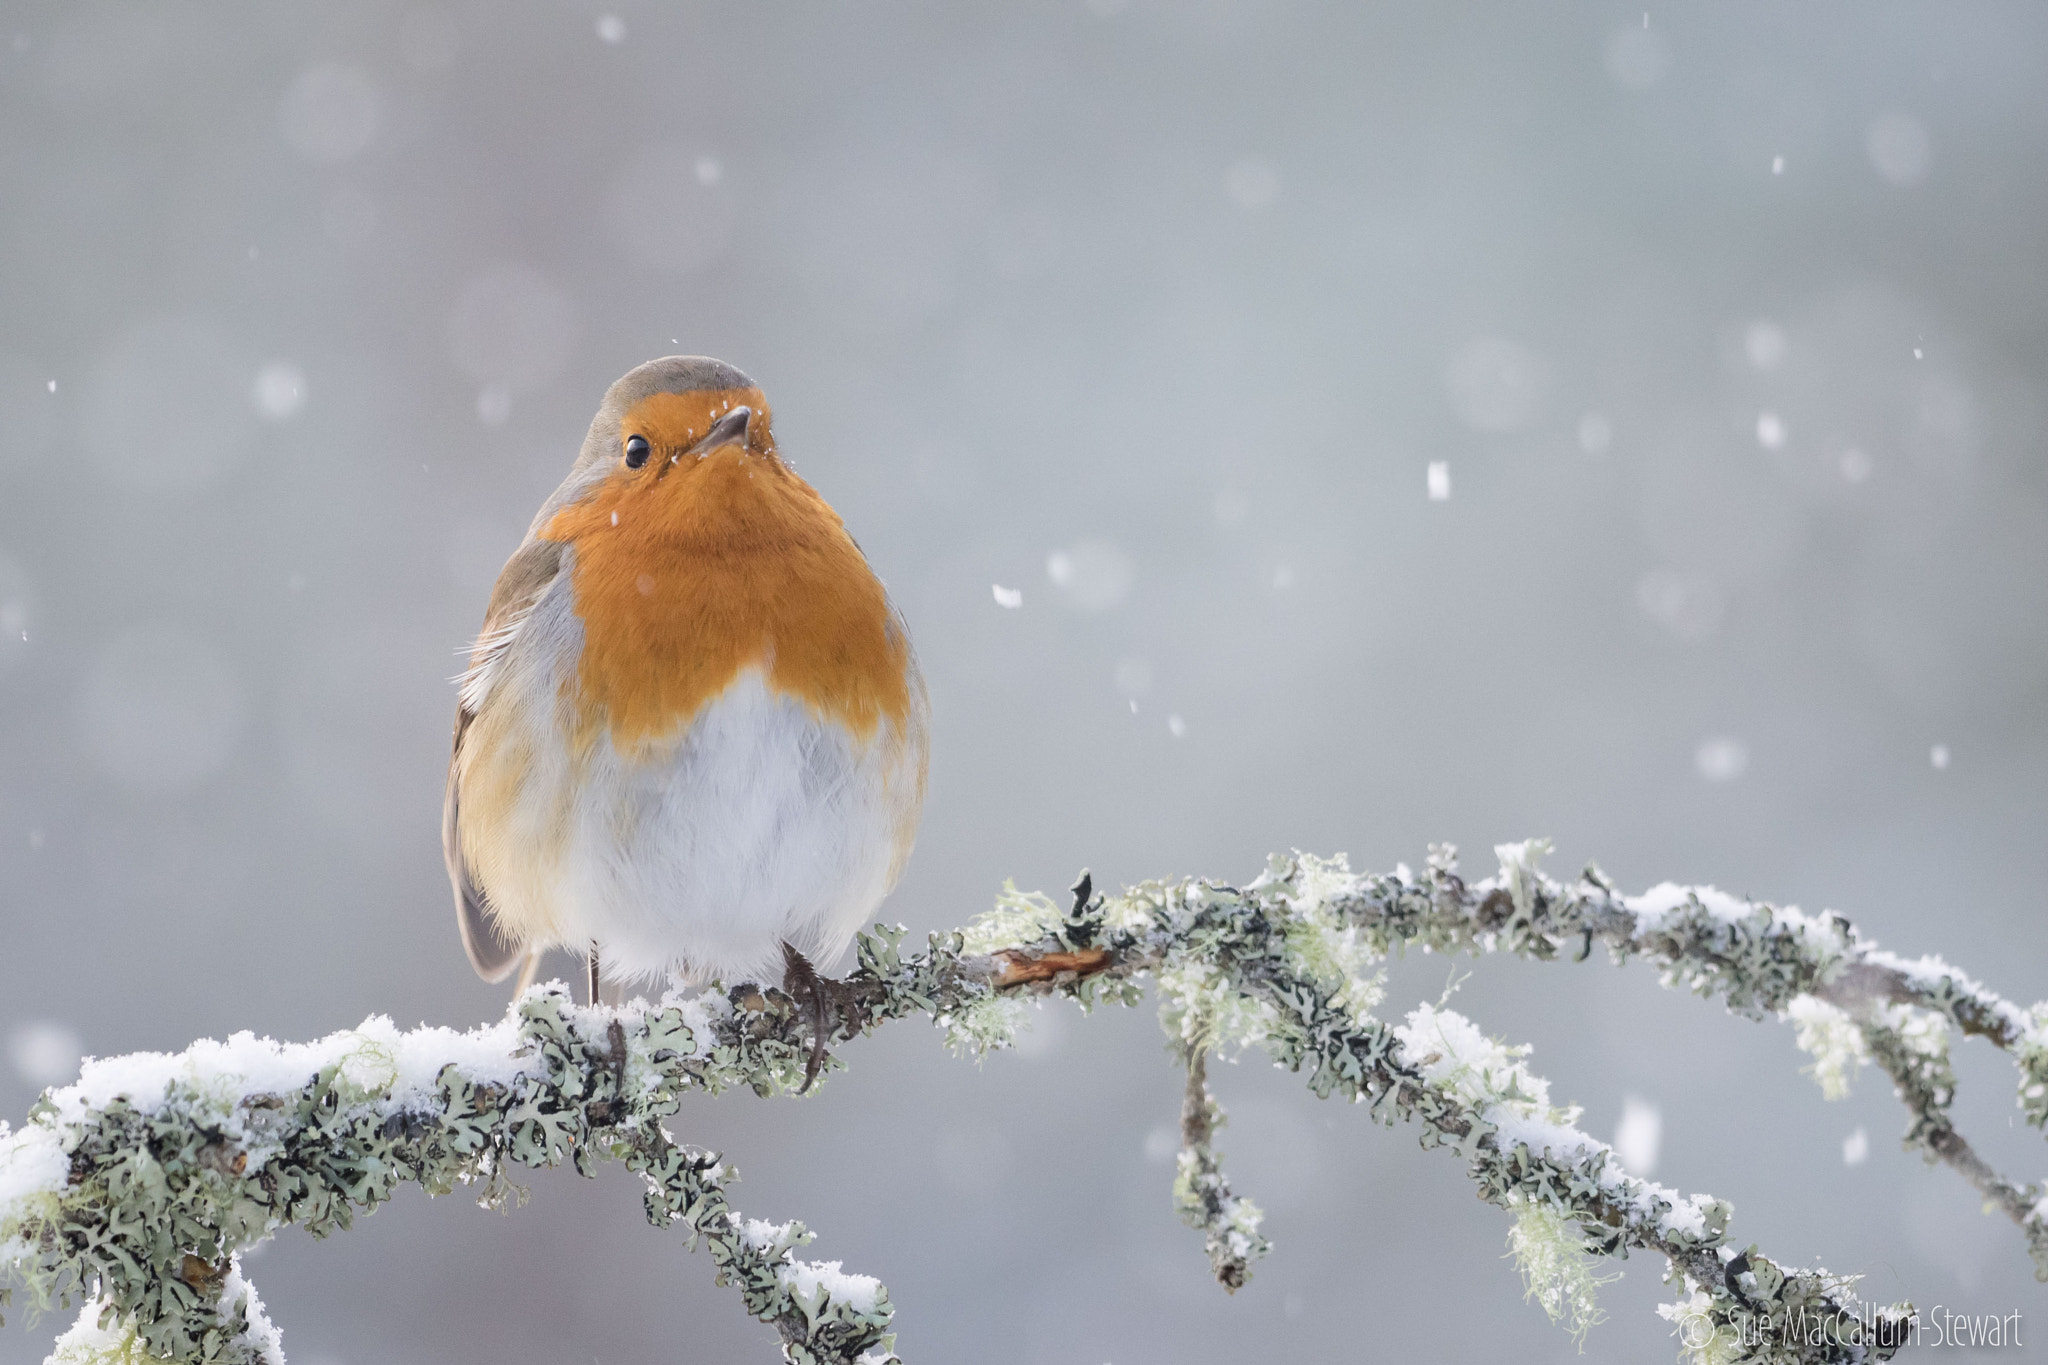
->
xmin=3 ymin=2 xmax=2046 ymax=1361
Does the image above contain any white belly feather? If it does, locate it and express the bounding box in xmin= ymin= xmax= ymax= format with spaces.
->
xmin=557 ymin=667 xmax=918 ymax=984
xmin=460 ymin=572 xmax=926 ymax=986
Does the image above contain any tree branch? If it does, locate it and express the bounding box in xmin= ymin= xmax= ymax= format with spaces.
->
xmin=1171 ymin=1042 xmax=1268 ymax=1292
xmin=4 ymin=841 xmax=2038 ymax=1365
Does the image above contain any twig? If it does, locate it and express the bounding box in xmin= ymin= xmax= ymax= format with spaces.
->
xmin=1172 ymin=1043 xmax=1268 ymax=1291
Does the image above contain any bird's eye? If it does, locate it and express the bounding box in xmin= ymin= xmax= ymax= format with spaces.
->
xmin=624 ymin=434 xmax=650 ymax=469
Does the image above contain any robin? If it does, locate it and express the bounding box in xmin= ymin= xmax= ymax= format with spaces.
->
xmin=442 ymin=357 xmax=929 ymax=1085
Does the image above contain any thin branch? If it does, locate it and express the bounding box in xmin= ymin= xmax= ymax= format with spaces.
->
xmin=1172 ymin=1043 xmax=1268 ymax=1291
xmin=6 ymin=841 xmax=2038 ymax=1365
xmin=1331 ymin=839 xmax=2048 ymax=1277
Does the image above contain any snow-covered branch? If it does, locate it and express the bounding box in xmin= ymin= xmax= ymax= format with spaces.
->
xmin=3 ymin=842 xmax=2041 ymax=1364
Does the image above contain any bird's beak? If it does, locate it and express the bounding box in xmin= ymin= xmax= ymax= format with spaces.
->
xmin=694 ymin=405 xmax=752 ymax=455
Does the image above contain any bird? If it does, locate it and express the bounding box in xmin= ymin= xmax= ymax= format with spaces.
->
xmin=442 ymin=357 xmax=928 ymax=1083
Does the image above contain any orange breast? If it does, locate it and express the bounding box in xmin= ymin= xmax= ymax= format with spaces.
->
xmin=540 ymin=389 xmax=913 ymax=758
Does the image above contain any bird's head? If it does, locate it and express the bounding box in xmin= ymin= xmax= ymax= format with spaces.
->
xmin=599 ymin=355 xmax=775 ymax=477
xmin=537 ymin=357 xmax=783 ymax=535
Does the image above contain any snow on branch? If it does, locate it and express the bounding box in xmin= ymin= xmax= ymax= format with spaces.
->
xmin=2 ymin=842 xmax=2042 ymax=1365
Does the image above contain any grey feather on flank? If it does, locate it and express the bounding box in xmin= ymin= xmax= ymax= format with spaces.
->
xmin=444 ymin=538 xmax=565 ymax=983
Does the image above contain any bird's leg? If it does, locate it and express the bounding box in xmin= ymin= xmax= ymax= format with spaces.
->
xmin=587 ymin=941 xmax=602 ymax=1007
xmin=781 ymin=943 xmax=834 ymax=1094
xmin=607 ymin=1018 xmax=628 ymax=1107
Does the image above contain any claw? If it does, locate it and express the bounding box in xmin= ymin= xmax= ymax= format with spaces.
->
xmin=782 ymin=942 xmax=830 ymax=1094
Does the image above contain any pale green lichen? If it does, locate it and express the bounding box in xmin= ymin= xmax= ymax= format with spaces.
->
xmin=1168 ymin=1043 xmax=1269 ymax=1291
xmin=1882 ymin=1003 xmax=1952 ymax=1064
xmin=1786 ymin=996 xmax=1869 ymax=1101
xmin=2020 ymin=1004 xmax=2048 ymax=1130
xmin=1507 ymin=1197 xmax=1619 ymax=1346
xmin=1101 ymin=864 xmax=1895 ymax=1359
xmin=332 ymin=1034 xmax=401 ymax=1098
xmin=1864 ymin=1006 xmax=1959 ymax=1163
xmin=1155 ymin=959 xmax=1281 ymax=1057
xmin=1260 ymin=852 xmax=1387 ymax=1018
xmin=1171 ymin=1145 xmax=1266 ymax=1291
xmin=1660 ymin=1269 xmax=1912 ymax=1365
xmin=0 ymin=988 xmax=902 ymax=1365
xmin=45 ymin=1304 xmax=150 ymax=1365
xmin=937 ymin=993 xmax=1027 ymax=1059
xmin=1494 ymin=838 xmax=1555 ymax=921
xmin=956 ymin=882 xmax=1062 ymax=956
xmin=1154 ymin=854 xmax=1386 ymax=1058
xmin=1661 ymin=1288 xmax=1747 ymax=1365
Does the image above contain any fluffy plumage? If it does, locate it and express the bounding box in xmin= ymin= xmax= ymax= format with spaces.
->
xmin=443 ymin=357 xmax=928 ymax=987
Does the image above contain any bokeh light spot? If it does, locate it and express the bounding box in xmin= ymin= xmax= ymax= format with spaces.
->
xmin=1695 ymin=737 xmax=1749 ymax=782
xmin=251 ymin=361 xmax=306 ymax=420
xmin=1046 ymin=541 xmax=1133 ymax=611
xmin=1613 ymin=1095 xmax=1662 ymax=1175
xmin=8 ymin=1020 xmax=82 ymax=1088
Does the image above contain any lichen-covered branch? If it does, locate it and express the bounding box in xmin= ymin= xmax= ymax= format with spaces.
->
xmin=1172 ymin=1045 xmax=1268 ymax=1291
xmin=0 ymin=991 xmax=896 ymax=1365
xmin=1300 ymin=838 xmax=2048 ymax=1280
xmin=4 ymin=841 xmax=2039 ymax=1365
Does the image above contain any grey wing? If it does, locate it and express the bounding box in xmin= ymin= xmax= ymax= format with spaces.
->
xmin=443 ymin=539 xmax=565 ymax=982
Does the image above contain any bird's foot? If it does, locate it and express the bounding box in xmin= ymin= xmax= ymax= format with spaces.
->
xmin=780 ymin=943 xmax=863 ymax=1094
xmin=587 ymin=1019 xmax=630 ymax=1126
